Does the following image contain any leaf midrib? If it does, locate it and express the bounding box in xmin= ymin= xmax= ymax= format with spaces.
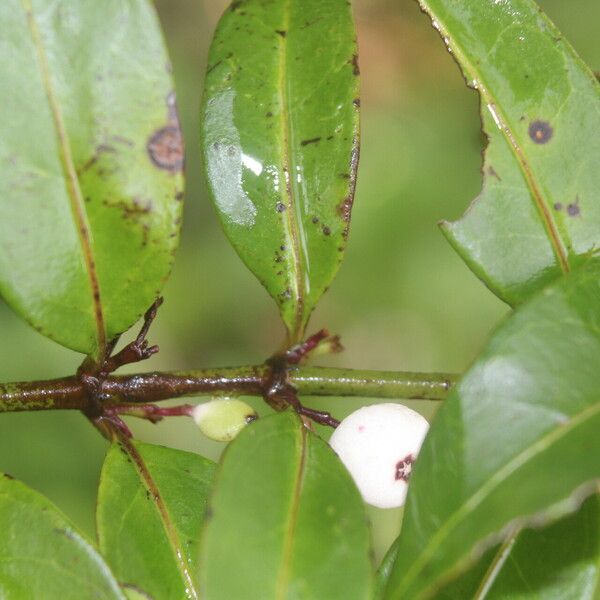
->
xmin=120 ymin=439 xmax=199 ymax=600
xmin=277 ymin=0 xmax=306 ymax=342
xmin=394 ymin=399 xmax=600 ymax=599
xmin=275 ymin=422 xmax=308 ymax=599
xmin=21 ymin=0 xmax=105 ymax=356
xmin=421 ymin=1 xmax=570 ymax=276
xmin=472 ymin=527 xmax=520 ymax=600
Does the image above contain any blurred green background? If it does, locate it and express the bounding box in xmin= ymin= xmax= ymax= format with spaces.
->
xmin=1 ymin=0 xmax=598 ymax=562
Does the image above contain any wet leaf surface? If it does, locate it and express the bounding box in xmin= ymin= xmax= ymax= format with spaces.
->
xmin=97 ymin=440 xmax=215 ymax=600
xmin=384 ymin=258 xmax=600 ymax=599
xmin=0 ymin=473 xmax=125 ymax=599
xmin=421 ymin=0 xmax=600 ymax=305
xmin=202 ymin=0 xmax=359 ymax=342
xmin=0 ymin=0 xmax=183 ymax=358
xmin=199 ymin=411 xmax=374 ymax=600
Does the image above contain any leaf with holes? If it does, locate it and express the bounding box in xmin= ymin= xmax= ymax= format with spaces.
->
xmin=421 ymin=0 xmax=600 ymax=305
xmin=384 ymin=258 xmax=600 ymax=600
xmin=96 ymin=440 xmax=216 ymax=600
xmin=201 ymin=0 xmax=360 ymax=342
xmin=0 ymin=0 xmax=183 ymax=359
xmin=0 ymin=473 xmax=125 ymax=599
xmin=199 ymin=411 xmax=374 ymax=600
xmin=437 ymin=493 xmax=600 ymax=599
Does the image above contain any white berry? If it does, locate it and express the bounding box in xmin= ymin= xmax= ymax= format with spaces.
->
xmin=192 ymin=398 xmax=257 ymax=442
xmin=329 ymin=403 xmax=429 ymax=509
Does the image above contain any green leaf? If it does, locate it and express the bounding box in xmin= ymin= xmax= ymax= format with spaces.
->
xmin=438 ymin=493 xmax=600 ymax=599
xmin=374 ymin=537 xmax=399 ymax=599
xmin=0 ymin=472 xmax=125 ymax=599
xmin=384 ymin=258 xmax=600 ymax=600
xmin=201 ymin=0 xmax=360 ymax=342
xmin=199 ymin=411 xmax=374 ymax=600
xmin=121 ymin=584 xmax=155 ymax=600
xmin=420 ymin=0 xmax=600 ymax=305
xmin=0 ymin=0 xmax=183 ymax=359
xmin=97 ymin=440 xmax=216 ymax=600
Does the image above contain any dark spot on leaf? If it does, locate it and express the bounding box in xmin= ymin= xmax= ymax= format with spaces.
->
xmin=77 ymin=144 xmax=117 ymax=175
xmin=275 ymin=29 xmax=286 ymax=37
xmin=554 ymin=202 xmax=563 ymax=211
xmin=567 ymin=198 xmax=580 ymax=217
xmin=266 ymin=111 xmax=273 ymax=118
xmin=312 ymin=216 xmax=319 ymax=224
xmin=276 ymin=202 xmax=286 ymax=212
xmin=3 ymin=473 xmax=14 ymax=480
xmin=245 ymin=413 xmax=258 ymax=424
xmin=349 ymin=53 xmax=360 ymax=76
xmin=301 ymin=18 xmax=321 ymax=29
xmin=229 ymin=0 xmax=242 ymax=10
xmin=175 ymin=191 xmax=184 ymax=201
xmin=487 ymin=165 xmax=501 ymax=180
xmin=280 ymin=245 xmax=286 ymax=251
xmin=338 ymin=173 xmax=351 ymax=179
xmin=326 ymin=135 xmax=334 ymax=140
xmin=395 ymin=454 xmax=414 ymax=482
xmin=147 ymin=125 xmax=184 ymax=171
xmin=528 ymin=120 xmax=553 ymax=144
xmin=338 ymin=195 xmax=354 ymax=224
xmin=206 ymin=60 xmax=222 ymax=75
xmin=322 ymin=225 xmax=331 ymax=236
xmin=300 ymin=137 xmax=321 ymax=146
xmin=353 ymin=98 xmax=360 ymax=108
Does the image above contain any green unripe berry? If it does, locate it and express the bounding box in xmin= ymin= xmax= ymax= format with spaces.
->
xmin=192 ymin=398 xmax=257 ymax=442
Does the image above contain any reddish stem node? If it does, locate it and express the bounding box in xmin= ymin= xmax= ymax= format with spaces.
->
xmin=101 ymin=297 xmax=163 ymax=376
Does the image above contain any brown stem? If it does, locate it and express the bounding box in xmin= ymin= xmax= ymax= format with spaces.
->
xmin=0 ymin=366 xmax=458 ymax=417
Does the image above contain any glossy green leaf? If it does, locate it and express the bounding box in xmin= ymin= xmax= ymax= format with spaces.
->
xmin=0 ymin=472 xmax=125 ymax=599
xmin=421 ymin=0 xmax=600 ymax=305
xmin=199 ymin=411 xmax=374 ymax=600
xmin=202 ymin=0 xmax=360 ymax=342
xmin=384 ymin=258 xmax=600 ymax=600
xmin=0 ymin=0 xmax=183 ymax=359
xmin=438 ymin=493 xmax=600 ymax=599
xmin=97 ymin=440 xmax=216 ymax=600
